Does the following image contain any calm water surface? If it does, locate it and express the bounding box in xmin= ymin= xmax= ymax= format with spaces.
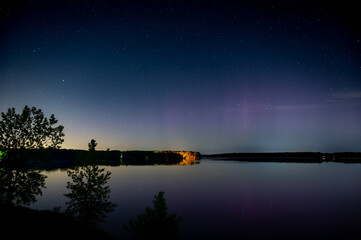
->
xmin=31 ymin=159 xmax=361 ymax=239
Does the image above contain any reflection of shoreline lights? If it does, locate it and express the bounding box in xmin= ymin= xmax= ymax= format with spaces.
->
xmin=1 ymin=1 xmax=361 ymax=153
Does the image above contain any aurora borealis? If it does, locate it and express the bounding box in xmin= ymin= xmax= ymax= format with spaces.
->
xmin=1 ymin=0 xmax=361 ymax=153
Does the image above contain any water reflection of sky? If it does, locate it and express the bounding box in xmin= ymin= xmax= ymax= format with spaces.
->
xmin=32 ymin=159 xmax=361 ymax=239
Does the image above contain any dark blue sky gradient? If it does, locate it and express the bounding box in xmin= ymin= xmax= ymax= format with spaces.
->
xmin=1 ymin=0 xmax=361 ymax=153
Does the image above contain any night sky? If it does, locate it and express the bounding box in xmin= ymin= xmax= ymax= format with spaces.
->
xmin=1 ymin=0 xmax=361 ymax=153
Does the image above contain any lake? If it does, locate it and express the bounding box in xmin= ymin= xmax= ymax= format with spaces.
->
xmin=30 ymin=158 xmax=361 ymax=239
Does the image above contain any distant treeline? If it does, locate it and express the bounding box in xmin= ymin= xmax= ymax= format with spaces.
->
xmin=203 ymin=152 xmax=361 ymax=163
xmin=0 ymin=149 xmax=201 ymax=170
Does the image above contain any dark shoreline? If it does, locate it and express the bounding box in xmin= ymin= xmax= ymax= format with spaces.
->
xmin=0 ymin=149 xmax=201 ymax=170
xmin=3 ymin=149 xmax=361 ymax=168
xmin=203 ymin=152 xmax=361 ymax=163
xmin=0 ymin=203 xmax=115 ymax=239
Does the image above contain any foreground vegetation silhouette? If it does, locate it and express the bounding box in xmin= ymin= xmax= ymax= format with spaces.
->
xmin=125 ymin=191 xmax=182 ymax=240
xmin=0 ymin=107 xmax=115 ymax=238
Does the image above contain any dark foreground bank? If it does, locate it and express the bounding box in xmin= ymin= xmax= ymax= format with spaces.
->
xmin=0 ymin=203 xmax=115 ymax=239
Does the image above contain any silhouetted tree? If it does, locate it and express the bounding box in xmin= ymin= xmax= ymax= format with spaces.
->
xmin=0 ymin=106 xmax=64 ymax=149
xmin=125 ymin=191 xmax=182 ymax=240
xmin=64 ymin=165 xmax=117 ymax=226
xmin=88 ymin=139 xmax=97 ymax=151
